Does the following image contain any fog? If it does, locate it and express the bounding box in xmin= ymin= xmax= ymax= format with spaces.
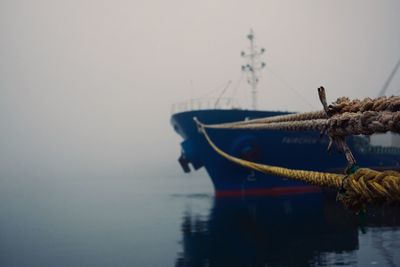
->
xmin=1 ymin=0 xmax=400 ymax=179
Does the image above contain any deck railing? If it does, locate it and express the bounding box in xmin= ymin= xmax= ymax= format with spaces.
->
xmin=171 ymin=97 xmax=240 ymax=114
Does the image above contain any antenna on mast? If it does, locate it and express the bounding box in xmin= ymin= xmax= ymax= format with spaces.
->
xmin=241 ymin=29 xmax=266 ymax=110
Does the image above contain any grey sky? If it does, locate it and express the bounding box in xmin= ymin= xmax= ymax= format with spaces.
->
xmin=1 ymin=0 xmax=400 ymax=178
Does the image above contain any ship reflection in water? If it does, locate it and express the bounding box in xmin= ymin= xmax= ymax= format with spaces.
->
xmin=175 ymin=193 xmax=400 ymax=267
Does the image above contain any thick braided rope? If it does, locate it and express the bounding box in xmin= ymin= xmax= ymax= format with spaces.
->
xmin=328 ymin=111 xmax=400 ymax=136
xmin=197 ymin=123 xmax=400 ymax=209
xmin=198 ymin=96 xmax=400 ymax=130
xmin=199 ymin=111 xmax=400 ymax=136
xmin=339 ymin=168 xmax=400 ymax=209
xmin=330 ymin=96 xmax=400 ymax=114
xmin=209 ymin=111 xmax=327 ymax=128
xmin=202 ymin=119 xmax=326 ymax=131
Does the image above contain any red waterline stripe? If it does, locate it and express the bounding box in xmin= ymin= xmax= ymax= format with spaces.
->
xmin=215 ymin=186 xmax=321 ymax=197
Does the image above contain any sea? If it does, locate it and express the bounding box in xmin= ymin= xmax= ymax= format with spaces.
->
xmin=0 ymin=167 xmax=399 ymax=267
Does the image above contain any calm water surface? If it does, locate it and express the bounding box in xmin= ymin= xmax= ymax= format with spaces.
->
xmin=0 ymin=168 xmax=399 ymax=267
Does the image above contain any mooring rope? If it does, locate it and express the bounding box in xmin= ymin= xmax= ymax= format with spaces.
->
xmin=197 ymin=87 xmax=400 ymax=168
xmin=199 ymin=92 xmax=400 ymax=130
xmin=208 ymin=110 xmax=327 ymax=128
xmin=198 ymin=111 xmax=400 ymax=136
xmin=196 ymin=123 xmax=400 ymax=210
xmin=329 ymin=95 xmax=400 ymax=114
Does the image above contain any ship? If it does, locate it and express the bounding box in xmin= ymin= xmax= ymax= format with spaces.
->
xmin=170 ymin=30 xmax=400 ymax=197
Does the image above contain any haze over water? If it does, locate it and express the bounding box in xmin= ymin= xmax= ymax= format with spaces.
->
xmin=1 ymin=1 xmax=400 ymax=266
xmin=1 ymin=169 xmax=399 ymax=266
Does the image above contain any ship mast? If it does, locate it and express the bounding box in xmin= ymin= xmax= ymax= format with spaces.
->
xmin=241 ymin=29 xmax=266 ymax=110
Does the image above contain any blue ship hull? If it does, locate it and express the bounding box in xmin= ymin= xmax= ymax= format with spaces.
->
xmin=171 ymin=109 xmax=400 ymax=196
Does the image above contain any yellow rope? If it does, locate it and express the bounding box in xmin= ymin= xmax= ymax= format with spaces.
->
xmin=197 ymin=122 xmax=400 ymax=210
